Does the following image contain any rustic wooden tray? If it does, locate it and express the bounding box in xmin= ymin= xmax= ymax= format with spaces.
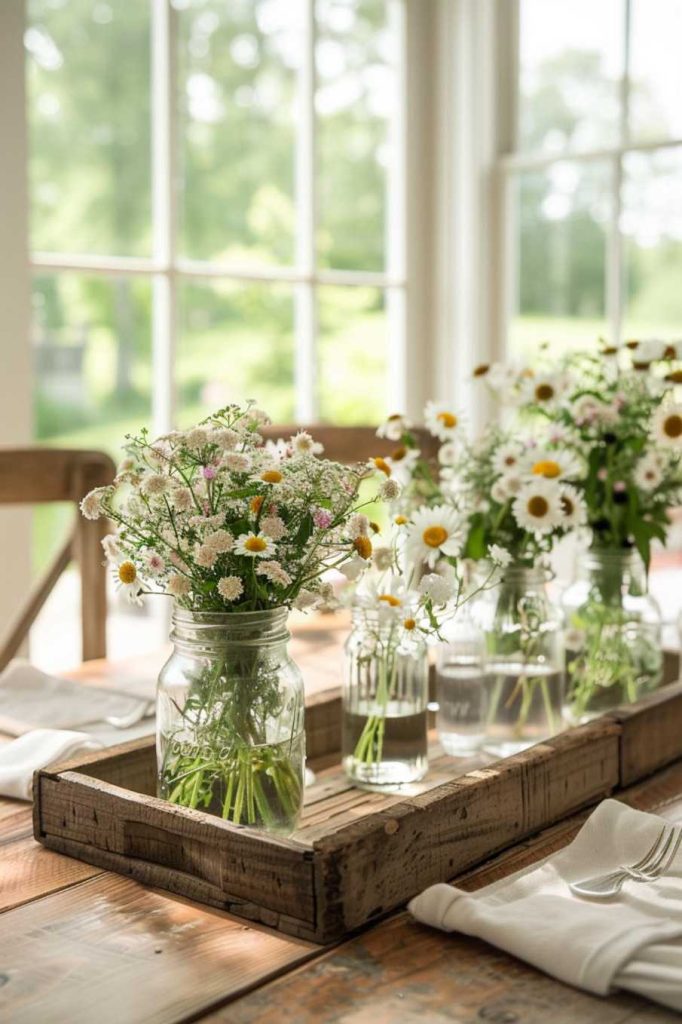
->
xmin=33 ymin=676 xmax=682 ymax=944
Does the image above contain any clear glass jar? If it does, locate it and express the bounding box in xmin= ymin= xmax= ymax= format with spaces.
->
xmin=157 ymin=608 xmax=305 ymax=835
xmin=435 ymin=607 xmax=486 ymax=754
xmin=562 ymin=548 xmax=662 ymax=722
xmin=473 ymin=565 xmax=565 ymax=757
xmin=342 ymin=607 xmax=429 ymax=787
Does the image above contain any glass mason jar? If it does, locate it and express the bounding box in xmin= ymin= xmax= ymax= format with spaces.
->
xmin=562 ymin=548 xmax=662 ymax=722
xmin=157 ymin=608 xmax=305 ymax=835
xmin=435 ymin=607 xmax=486 ymax=755
xmin=472 ymin=565 xmax=565 ymax=757
xmin=342 ymin=606 xmax=429 ymax=787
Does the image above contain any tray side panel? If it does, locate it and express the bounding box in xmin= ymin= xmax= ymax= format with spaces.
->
xmin=34 ymin=773 xmax=317 ymax=928
xmin=316 ymin=719 xmax=620 ymax=937
xmin=610 ymin=682 xmax=682 ymax=787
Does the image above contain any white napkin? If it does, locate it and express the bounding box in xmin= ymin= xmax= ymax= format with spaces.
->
xmin=0 ymin=728 xmax=103 ymax=800
xmin=0 ymin=660 xmax=152 ymax=735
xmin=409 ymin=799 xmax=682 ymax=1012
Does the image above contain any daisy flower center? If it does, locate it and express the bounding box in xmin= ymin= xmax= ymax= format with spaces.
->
xmin=473 ymin=364 xmax=490 ymax=377
xmin=663 ymin=414 xmax=682 ymax=439
xmin=261 ymin=470 xmax=283 ymax=483
xmin=423 ymin=525 xmax=448 ymax=548
xmin=118 ymin=561 xmax=137 ymax=585
xmin=250 ymin=495 xmax=264 ymax=514
xmin=391 ymin=446 xmax=407 ymax=461
xmin=437 ymin=411 xmax=457 ymax=428
xmin=527 ymin=496 xmax=549 ymax=518
xmin=403 ymin=618 xmax=416 ymax=631
xmin=245 ymin=536 xmax=267 ymax=553
xmin=372 ymin=457 xmax=391 ymax=476
xmin=532 ymin=459 xmax=561 ymax=479
xmin=561 ymin=496 xmax=574 ymax=516
xmin=353 ymin=536 xmax=372 ymax=559
xmin=535 ymin=383 xmax=555 ymax=401
xmin=379 ymin=594 xmax=401 ymax=607
xmin=394 ymin=515 xmax=408 ymax=525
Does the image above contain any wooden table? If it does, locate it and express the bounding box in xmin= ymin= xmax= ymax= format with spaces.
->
xmin=1 ymin=619 xmax=681 ymax=1024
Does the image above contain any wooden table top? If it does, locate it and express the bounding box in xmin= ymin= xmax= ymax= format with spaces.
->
xmin=1 ymin=617 xmax=681 ymax=1024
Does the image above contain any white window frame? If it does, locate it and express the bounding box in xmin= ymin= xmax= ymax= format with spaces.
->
xmin=495 ymin=0 xmax=682 ymax=357
xmin=26 ymin=0 xmax=431 ymax=435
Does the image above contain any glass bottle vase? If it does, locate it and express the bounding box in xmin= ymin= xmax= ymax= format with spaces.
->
xmin=157 ymin=608 xmax=305 ymax=835
xmin=473 ymin=565 xmax=565 ymax=757
xmin=435 ymin=607 xmax=486 ymax=755
xmin=562 ymin=548 xmax=662 ymax=722
xmin=342 ymin=607 xmax=429 ymax=787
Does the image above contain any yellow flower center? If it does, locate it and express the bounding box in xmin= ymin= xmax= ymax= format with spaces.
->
xmin=423 ymin=525 xmax=448 ymax=548
xmin=369 ymin=521 xmax=381 ymax=534
xmin=527 ymin=496 xmax=549 ymax=518
xmin=379 ymin=594 xmax=402 ymax=607
xmin=353 ymin=535 xmax=372 ymax=559
xmin=473 ymin=364 xmax=490 ymax=377
xmin=625 ymin=339 xmax=639 ymax=349
xmin=403 ymin=618 xmax=416 ymax=631
xmin=532 ymin=459 xmax=561 ymax=479
xmin=250 ymin=495 xmax=264 ymax=514
xmin=535 ymin=383 xmax=555 ymax=402
xmin=663 ymin=345 xmax=677 ymax=360
xmin=664 ymin=414 xmax=682 ymax=439
xmin=561 ymin=495 xmax=574 ymax=516
xmin=391 ymin=445 xmax=407 ymax=462
xmin=118 ymin=561 xmax=137 ymax=585
xmin=394 ymin=515 xmax=408 ymax=525
xmin=437 ymin=411 xmax=457 ymax=428
xmin=372 ymin=457 xmax=391 ymax=476
xmin=665 ymin=370 xmax=682 ymax=384
xmin=261 ymin=470 xmax=283 ymax=483
xmin=245 ymin=536 xmax=267 ymax=553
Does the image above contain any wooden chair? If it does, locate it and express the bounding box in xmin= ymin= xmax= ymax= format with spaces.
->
xmin=0 ymin=448 xmax=116 ymax=672
xmin=260 ymin=424 xmax=439 ymax=465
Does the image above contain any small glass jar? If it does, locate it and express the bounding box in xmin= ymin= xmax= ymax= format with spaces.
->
xmin=472 ymin=564 xmax=565 ymax=757
xmin=435 ymin=607 xmax=486 ymax=755
xmin=157 ymin=608 xmax=305 ymax=835
xmin=342 ymin=606 xmax=429 ymax=787
xmin=562 ymin=548 xmax=662 ymax=722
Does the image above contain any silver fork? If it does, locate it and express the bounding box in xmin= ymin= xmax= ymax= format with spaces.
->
xmin=570 ymin=824 xmax=682 ymax=899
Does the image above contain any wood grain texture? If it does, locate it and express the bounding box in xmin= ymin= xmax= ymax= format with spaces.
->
xmin=0 ymin=873 xmax=318 ymax=1024
xmin=610 ymin=682 xmax=682 ymax=787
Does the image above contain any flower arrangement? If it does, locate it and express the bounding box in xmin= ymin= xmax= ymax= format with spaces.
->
xmin=81 ymin=402 xmax=386 ymax=829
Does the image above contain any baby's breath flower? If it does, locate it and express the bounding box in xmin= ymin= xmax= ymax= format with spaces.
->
xmin=379 ymin=478 xmax=401 ymax=501
xmin=80 ymin=488 xmax=105 ymax=520
xmin=217 ymin=576 xmax=244 ymax=602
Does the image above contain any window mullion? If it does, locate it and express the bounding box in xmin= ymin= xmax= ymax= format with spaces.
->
xmin=294 ymin=0 xmax=317 ymax=424
xmin=151 ymin=0 xmax=177 ymax=436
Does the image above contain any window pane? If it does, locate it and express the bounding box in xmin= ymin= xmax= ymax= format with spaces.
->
xmin=176 ymin=281 xmax=295 ymax=425
xmin=318 ymin=286 xmax=388 ymax=423
xmin=27 ymin=0 xmax=151 ymax=256
xmin=177 ymin=0 xmax=301 ymax=266
xmin=622 ymin=148 xmax=682 ymax=339
xmin=518 ymin=0 xmax=623 ymax=154
xmin=316 ymin=0 xmax=394 ymax=271
xmin=629 ymin=1 xmax=682 ymax=143
xmin=32 ymin=272 xmax=152 ymax=568
xmin=509 ymin=163 xmax=611 ymax=358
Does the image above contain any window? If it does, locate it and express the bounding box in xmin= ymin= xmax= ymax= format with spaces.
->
xmin=27 ymin=0 xmax=407 ymax=476
xmin=503 ymin=0 xmax=682 ymax=359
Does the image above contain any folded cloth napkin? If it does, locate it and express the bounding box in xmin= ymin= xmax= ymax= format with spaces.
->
xmin=0 ymin=728 xmax=103 ymax=800
xmin=0 ymin=660 xmax=151 ymax=735
xmin=409 ymin=799 xmax=682 ymax=1012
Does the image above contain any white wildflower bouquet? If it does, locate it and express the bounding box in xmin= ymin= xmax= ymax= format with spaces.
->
xmin=81 ymin=402 xmax=385 ymax=830
xmin=81 ymin=402 xmax=381 ymax=611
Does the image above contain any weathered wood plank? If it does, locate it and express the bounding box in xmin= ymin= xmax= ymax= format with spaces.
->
xmin=0 ymin=834 xmax=99 ymax=913
xmin=610 ymin=682 xmax=682 ymax=787
xmin=0 ymin=873 xmax=319 ymax=1024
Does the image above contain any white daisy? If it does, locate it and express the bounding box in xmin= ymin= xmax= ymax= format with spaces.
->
xmin=653 ymin=404 xmax=682 ymax=449
xmin=114 ymin=559 xmax=144 ymax=605
xmin=558 ymin=484 xmax=588 ymax=528
xmin=524 ymin=448 xmax=582 ymax=481
xmin=438 ymin=442 xmax=458 ymax=467
xmin=234 ymin=531 xmax=276 ymax=558
xmin=385 ymin=445 xmax=421 ymax=484
xmin=217 ymin=575 xmax=244 ymax=601
xmin=512 ymin=479 xmax=564 ymax=535
xmin=424 ymin=401 xmax=460 ymax=441
xmin=521 ymin=372 xmax=568 ymax=407
xmin=634 ymin=453 xmax=664 ymax=492
xmin=406 ymin=505 xmax=463 ymax=568
xmin=492 ymin=442 xmax=524 ymax=475
xmin=291 ymin=430 xmax=324 ymax=456
xmin=376 ymin=413 xmax=411 ymax=441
